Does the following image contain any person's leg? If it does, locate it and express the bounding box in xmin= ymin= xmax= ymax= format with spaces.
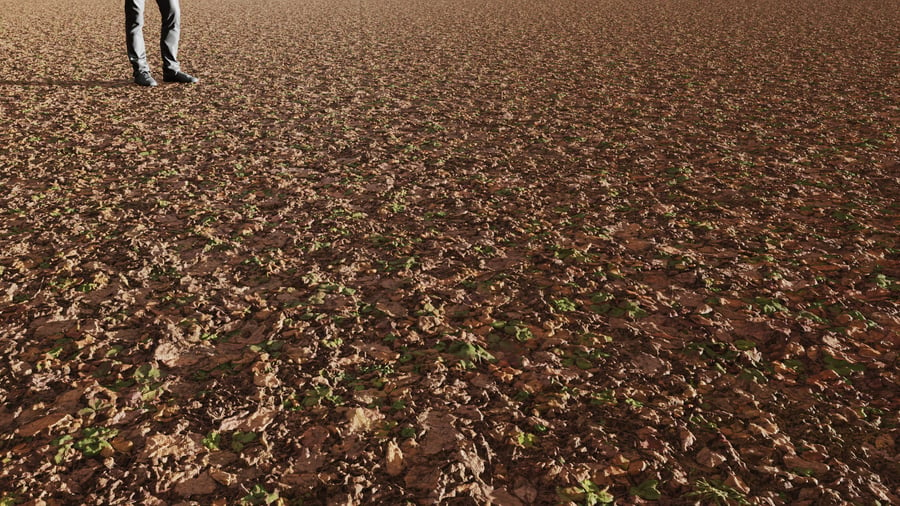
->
xmin=156 ymin=0 xmax=181 ymax=74
xmin=157 ymin=0 xmax=198 ymax=83
xmin=125 ymin=0 xmax=149 ymax=74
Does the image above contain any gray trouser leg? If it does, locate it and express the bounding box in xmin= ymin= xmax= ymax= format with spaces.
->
xmin=125 ymin=0 xmax=181 ymax=74
xmin=157 ymin=0 xmax=181 ymax=73
xmin=125 ymin=0 xmax=148 ymax=74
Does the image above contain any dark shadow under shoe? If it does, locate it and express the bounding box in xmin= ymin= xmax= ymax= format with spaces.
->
xmin=134 ymin=70 xmax=158 ymax=87
xmin=163 ymin=71 xmax=199 ymax=84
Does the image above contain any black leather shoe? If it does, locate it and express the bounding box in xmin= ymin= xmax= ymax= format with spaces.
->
xmin=134 ymin=70 xmax=158 ymax=87
xmin=163 ymin=71 xmax=199 ymax=84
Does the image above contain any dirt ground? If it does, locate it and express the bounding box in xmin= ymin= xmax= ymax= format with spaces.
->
xmin=0 ymin=0 xmax=898 ymax=504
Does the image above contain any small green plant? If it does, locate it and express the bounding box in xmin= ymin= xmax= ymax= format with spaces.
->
xmin=590 ymin=389 xmax=617 ymax=406
xmin=249 ymin=339 xmax=285 ymax=354
xmin=0 ymin=492 xmax=21 ymax=506
xmin=322 ymin=336 xmax=343 ymax=349
xmin=616 ymin=300 xmax=648 ymax=319
xmin=823 ymin=354 xmax=865 ymax=377
xmin=200 ymin=332 xmax=221 ymax=342
xmin=795 ymin=310 xmax=828 ymax=324
xmin=562 ymin=346 xmax=608 ymax=370
xmin=75 ymin=427 xmax=119 ymax=457
xmin=685 ymin=478 xmax=750 ymax=505
xmin=752 ymin=297 xmax=789 ymax=315
xmin=588 ymin=294 xmax=647 ymax=319
xmin=202 ymin=431 xmax=221 ymax=450
xmin=133 ymin=363 xmax=164 ymax=401
xmin=558 ymin=479 xmax=614 ymax=505
xmin=515 ymin=431 xmax=539 ymax=448
xmin=53 ymin=427 xmax=119 ymax=463
xmin=446 ymin=341 xmax=495 ymax=368
xmin=873 ymin=273 xmax=897 ymax=290
xmin=301 ymin=385 xmax=343 ymax=407
xmin=552 ymin=297 xmax=578 ymax=312
xmin=493 ymin=320 xmax=534 ymax=341
xmin=630 ymin=479 xmax=662 ymax=500
xmin=76 ymin=282 xmax=98 ymax=293
xmin=240 ymin=484 xmax=281 ymax=505
xmin=77 ymin=399 xmax=113 ymax=417
xmin=381 ymin=255 xmax=417 ymax=272
xmin=133 ymin=363 xmax=161 ymax=383
xmin=230 ymin=431 xmax=258 ymax=452
xmin=666 ymin=165 xmax=693 ymax=184
xmin=46 ymin=338 xmax=75 ymax=360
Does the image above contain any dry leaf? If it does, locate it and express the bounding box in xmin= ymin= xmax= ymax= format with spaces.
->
xmin=174 ymin=471 xmax=218 ymax=497
xmin=139 ymin=434 xmax=201 ymax=461
xmin=346 ymin=407 xmax=381 ymax=434
xmin=696 ymin=447 xmax=727 ymax=468
xmin=783 ymin=454 xmax=830 ymax=475
xmin=16 ymin=413 xmax=69 ymax=437
xmin=386 ymin=441 xmax=404 ymax=476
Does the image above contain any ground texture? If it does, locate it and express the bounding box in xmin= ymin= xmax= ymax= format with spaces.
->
xmin=1 ymin=0 xmax=898 ymax=504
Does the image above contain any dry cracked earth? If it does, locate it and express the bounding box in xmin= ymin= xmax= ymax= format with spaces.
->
xmin=0 ymin=0 xmax=898 ymax=504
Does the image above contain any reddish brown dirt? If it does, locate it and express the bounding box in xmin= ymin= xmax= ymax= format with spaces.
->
xmin=1 ymin=0 xmax=898 ymax=504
